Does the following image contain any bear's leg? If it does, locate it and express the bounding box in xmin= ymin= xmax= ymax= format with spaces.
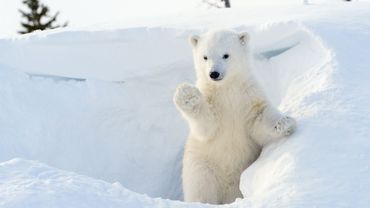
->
xmin=251 ymin=105 xmax=296 ymax=146
xmin=183 ymin=160 xmax=220 ymax=204
xmin=174 ymin=83 xmax=218 ymax=142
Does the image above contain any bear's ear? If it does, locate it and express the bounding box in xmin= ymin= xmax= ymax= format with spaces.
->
xmin=238 ymin=32 xmax=249 ymax=45
xmin=189 ymin=35 xmax=200 ymax=47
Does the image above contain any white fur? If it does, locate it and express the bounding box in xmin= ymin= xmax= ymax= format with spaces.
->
xmin=174 ymin=29 xmax=296 ymax=204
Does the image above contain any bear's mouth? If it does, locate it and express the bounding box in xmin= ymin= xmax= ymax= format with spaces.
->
xmin=211 ymin=77 xmax=223 ymax=81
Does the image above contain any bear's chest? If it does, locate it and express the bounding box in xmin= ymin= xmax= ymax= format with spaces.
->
xmin=200 ymin=85 xmax=263 ymax=170
xmin=208 ymin=89 xmax=255 ymax=131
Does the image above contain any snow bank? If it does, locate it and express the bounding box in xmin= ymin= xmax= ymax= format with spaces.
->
xmin=0 ymin=56 xmax=188 ymax=200
xmin=0 ymin=28 xmax=193 ymax=81
xmin=0 ymin=158 xmax=203 ymax=208
xmin=1 ymin=2 xmax=370 ymax=207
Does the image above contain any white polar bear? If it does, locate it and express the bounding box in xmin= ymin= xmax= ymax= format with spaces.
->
xmin=174 ymin=29 xmax=296 ymax=204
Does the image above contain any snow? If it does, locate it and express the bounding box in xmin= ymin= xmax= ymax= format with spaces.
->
xmin=1 ymin=1 xmax=370 ymax=207
xmin=0 ymin=158 xmax=200 ymax=208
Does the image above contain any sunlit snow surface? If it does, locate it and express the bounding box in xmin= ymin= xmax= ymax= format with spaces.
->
xmin=1 ymin=2 xmax=370 ymax=207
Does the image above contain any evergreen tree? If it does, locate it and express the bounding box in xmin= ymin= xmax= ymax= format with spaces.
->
xmin=19 ymin=0 xmax=68 ymax=34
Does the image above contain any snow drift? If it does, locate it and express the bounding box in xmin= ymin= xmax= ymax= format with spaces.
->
xmin=1 ymin=2 xmax=370 ymax=207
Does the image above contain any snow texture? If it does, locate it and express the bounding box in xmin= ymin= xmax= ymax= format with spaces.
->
xmin=1 ymin=2 xmax=370 ymax=207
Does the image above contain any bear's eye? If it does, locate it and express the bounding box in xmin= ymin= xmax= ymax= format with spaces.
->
xmin=223 ymin=54 xmax=229 ymax=59
xmin=203 ymin=56 xmax=208 ymax=61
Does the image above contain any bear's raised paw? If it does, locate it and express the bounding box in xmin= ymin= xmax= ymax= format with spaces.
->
xmin=174 ymin=83 xmax=202 ymax=113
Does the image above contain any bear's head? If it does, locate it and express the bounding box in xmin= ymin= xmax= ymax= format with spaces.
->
xmin=190 ymin=29 xmax=250 ymax=83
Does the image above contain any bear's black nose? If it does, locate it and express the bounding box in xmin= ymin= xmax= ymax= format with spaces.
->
xmin=209 ymin=71 xmax=220 ymax=80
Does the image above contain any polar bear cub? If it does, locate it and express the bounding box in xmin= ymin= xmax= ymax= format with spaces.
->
xmin=174 ymin=29 xmax=296 ymax=204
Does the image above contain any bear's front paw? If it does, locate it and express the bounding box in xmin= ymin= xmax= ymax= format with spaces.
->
xmin=274 ymin=116 xmax=297 ymax=136
xmin=174 ymin=83 xmax=202 ymax=113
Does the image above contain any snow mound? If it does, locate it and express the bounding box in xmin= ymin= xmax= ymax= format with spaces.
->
xmin=0 ymin=158 xmax=196 ymax=208
xmin=0 ymin=60 xmax=188 ymax=200
xmin=0 ymin=28 xmax=193 ymax=81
